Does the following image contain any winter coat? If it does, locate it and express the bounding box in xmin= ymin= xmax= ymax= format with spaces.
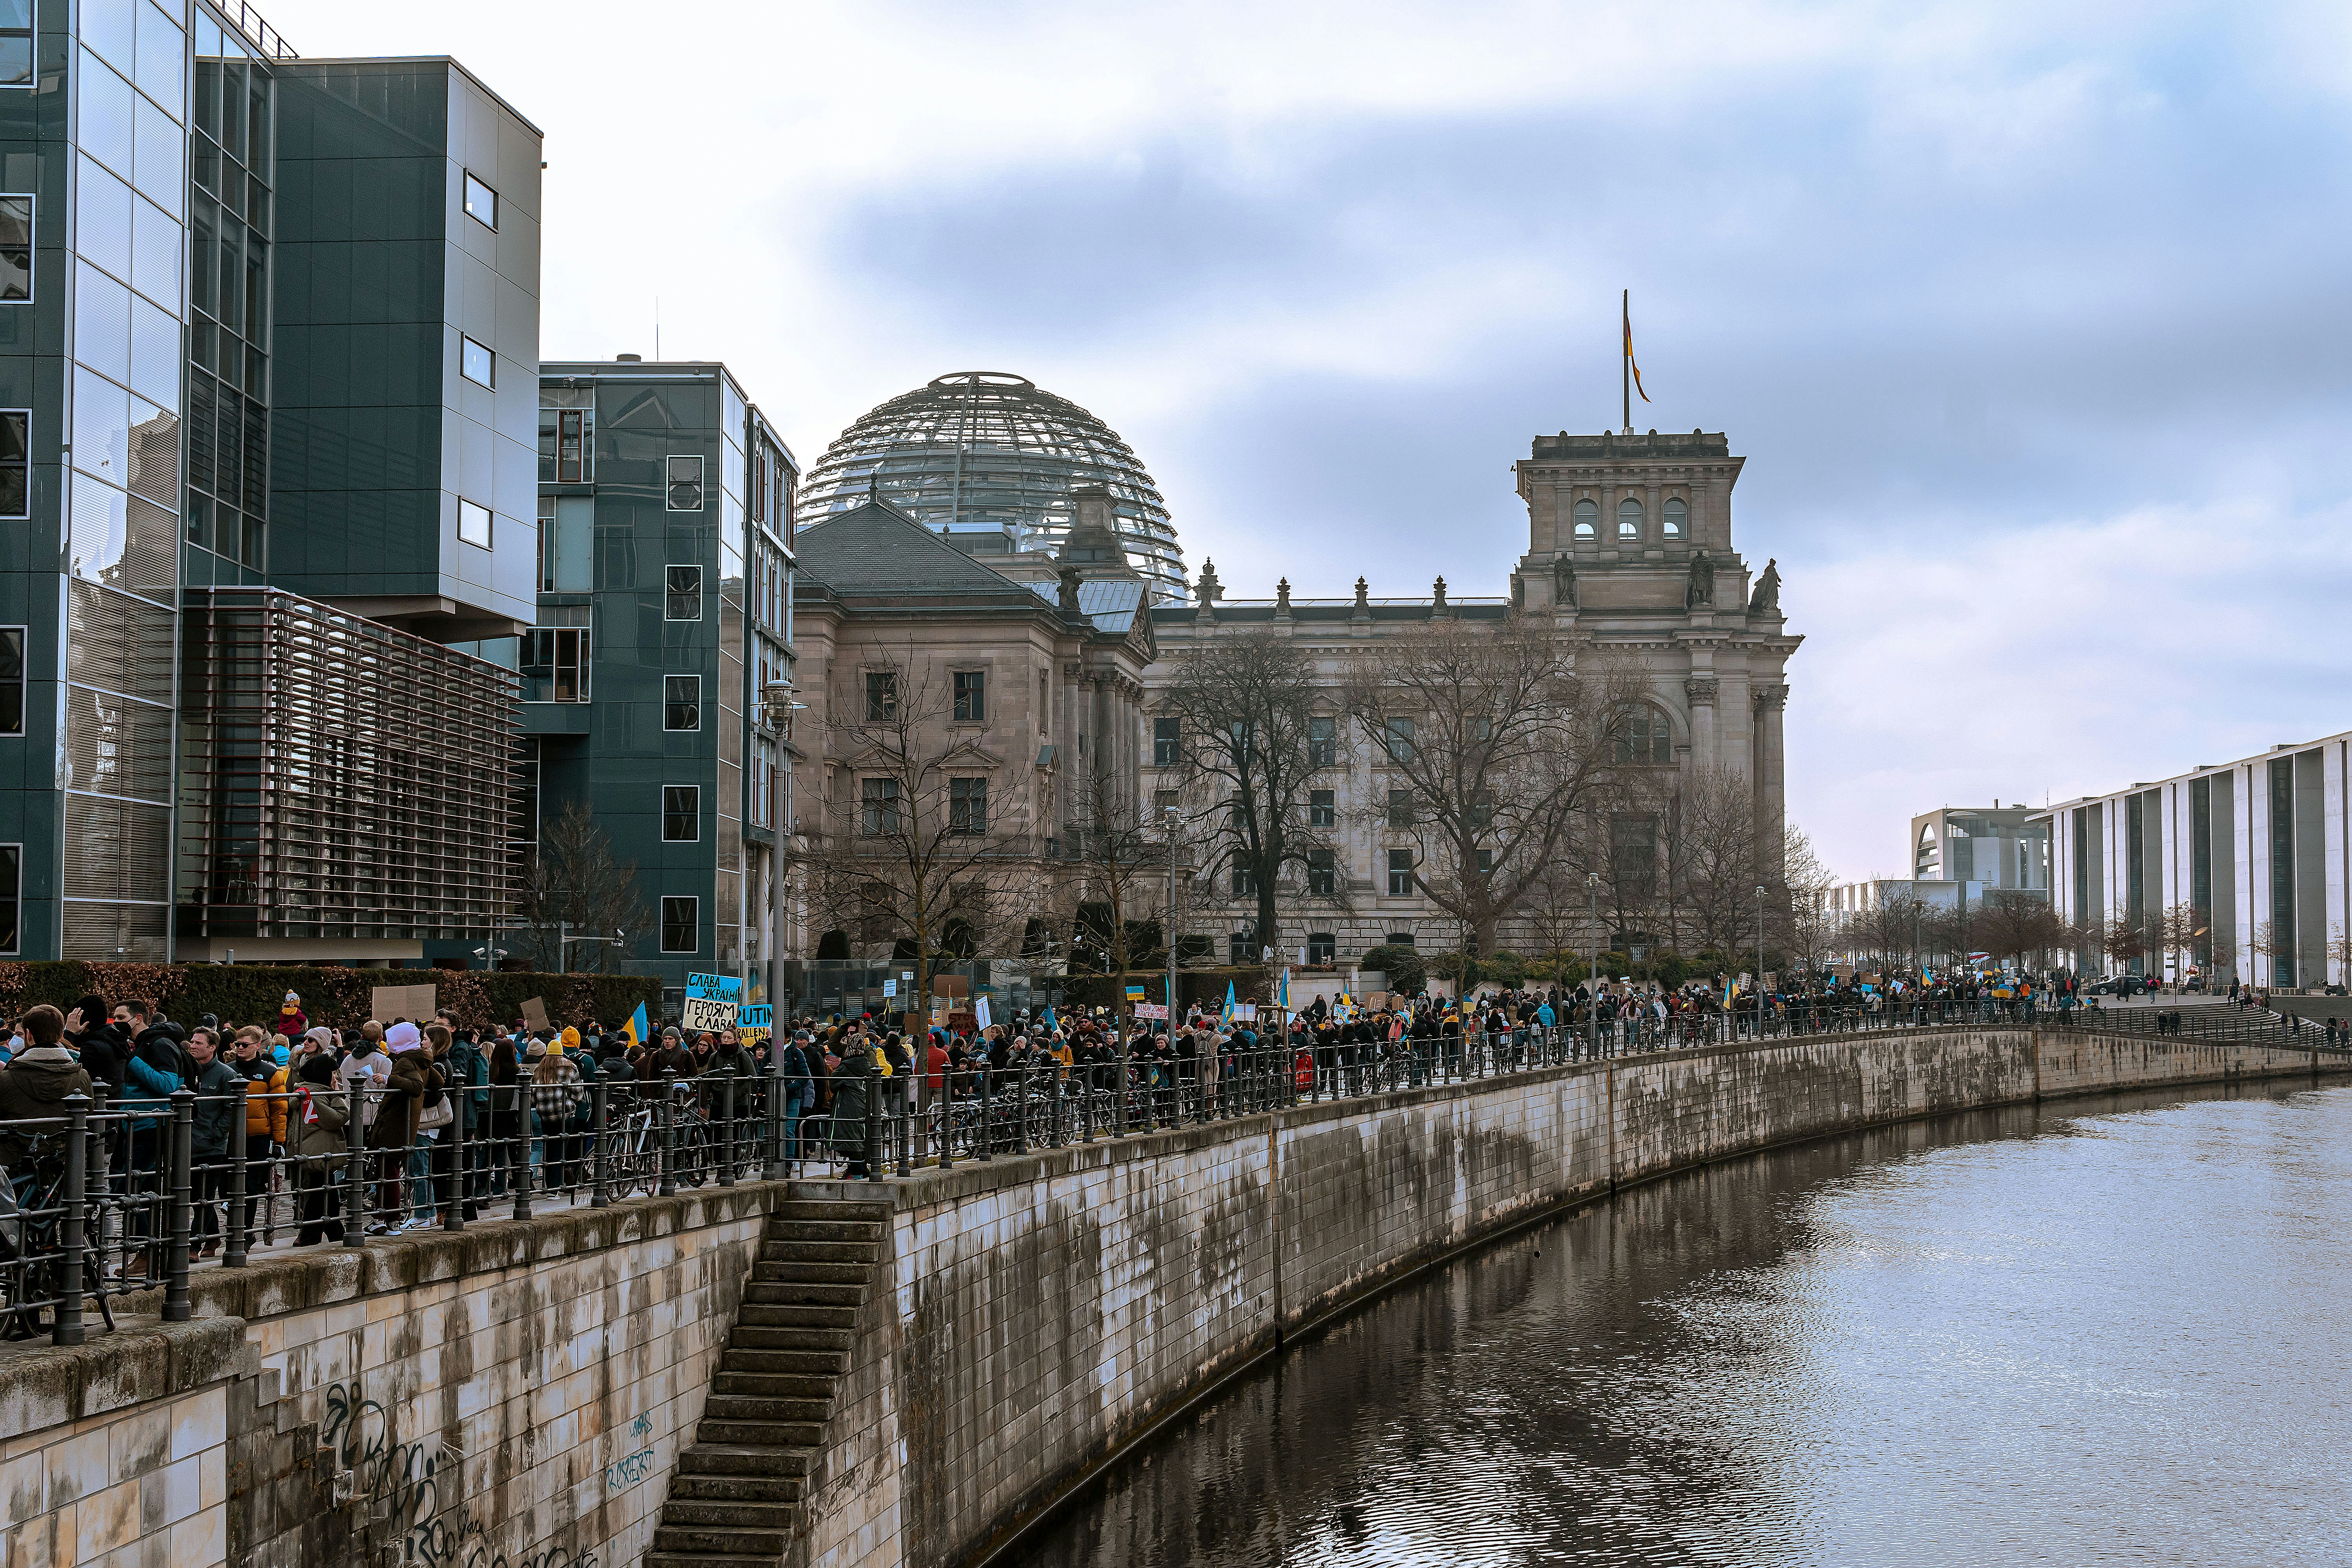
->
xmin=238 ymin=1060 xmax=291 ymax=1145
xmin=188 ymin=1057 xmax=243 ymax=1160
xmin=370 ymin=1051 xmax=429 ymax=1150
xmin=72 ymin=1021 xmax=131 ymax=1091
xmin=528 ymin=1054 xmax=583 ymax=1124
xmin=120 ymin=1026 xmax=189 ymax=1129
xmin=293 ymin=1085 xmax=350 ymax=1174
xmin=0 ymin=1045 xmax=94 ymax=1167
xmin=827 ymin=1044 xmax=880 ymax=1158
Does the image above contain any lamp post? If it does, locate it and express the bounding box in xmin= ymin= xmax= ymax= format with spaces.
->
xmin=1755 ymin=885 xmax=1766 ymax=1041
xmin=1586 ymin=871 xmax=1599 ymax=1058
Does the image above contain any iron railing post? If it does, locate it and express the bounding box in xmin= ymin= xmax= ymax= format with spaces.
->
xmin=442 ymin=1082 xmax=466 ymax=1233
xmin=590 ymin=1080 xmax=611 ymax=1208
xmin=511 ymin=1078 xmax=534 ymax=1222
xmin=163 ymin=1090 xmax=194 ymax=1322
xmin=717 ymin=1073 xmax=737 ymax=1189
xmin=764 ymin=1038 xmax=788 ymax=1181
xmin=225 ymin=1079 xmax=251 ymax=1267
xmin=345 ymin=1084 xmax=370 ymax=1243
xmin=657 ymin=1070 xmax=678 ymax=1198
xmin=54 ymin=1093 xmax=90 ymax=1346
xmin=863 ymin=1074 xmax=884 ymax=1183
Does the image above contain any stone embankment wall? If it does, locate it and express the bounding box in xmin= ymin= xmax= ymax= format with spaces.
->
xmin=0 ymin=1028 xmax=2333 ymax=1568
xmin=797 ymin=1027 xmax=2343 ymax=1568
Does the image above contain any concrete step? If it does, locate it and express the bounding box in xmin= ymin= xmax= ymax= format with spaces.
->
xmin=661 ymin=1497 xmax=800 ymax=1531
xmin=712 ymin=1370 xmax=837 ymax=1399
xmin=670 ymin=1472 xmax=806 ymax=1504
xmin=653 ymin=1523 xmax=790 ymax=1558
xmin=750 ymin=1259 xmax=870 ymax=1286
xmin=703 ymin=1393 xmax=832 ymax=1424
xmin=769 ymin=1199 xmax=889 ymax=1223
xmin=697 ymin=1418 xmax=826 ymax=1448
xmin=720 ymin=1347 xmax=849 ymax=1377
xmin=739 ymin=1303 xmax=860 ymax=1331
xmin=742 ymin=1280 xmax=865 ymax=1308
xmin=766 ymin=1219 xmax=885 ymax=1243
xmin=644 ymin=1554 xmax=778 ymax=1568
xmin=760 ymin=1240 xmax=878 ymax=1265
xmin=677 ymin=1442 xmax=815 ymax=1478
xmin=730 ymin=1324 xmax=855 ymax=1353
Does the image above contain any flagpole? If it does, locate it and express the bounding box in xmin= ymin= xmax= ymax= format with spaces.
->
xmin=1621 ymin=288 xmax=1630 ymax=435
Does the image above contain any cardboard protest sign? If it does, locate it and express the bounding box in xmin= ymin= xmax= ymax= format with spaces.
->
xmin=371 ymin=984 xmax=437 ymax=1023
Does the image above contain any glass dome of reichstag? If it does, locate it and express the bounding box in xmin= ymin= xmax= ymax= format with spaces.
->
xmin=795 ymin=372 xmax=1186 ymax=603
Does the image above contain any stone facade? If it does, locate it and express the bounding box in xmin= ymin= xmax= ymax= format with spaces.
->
xmin=1141 ymin=428 xmax=1802 ymax=967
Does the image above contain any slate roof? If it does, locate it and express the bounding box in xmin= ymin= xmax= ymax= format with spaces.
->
xmin=795 ymin=497 xmax=1055 ymax=605
xmin=1076 ymin=577 xmax=1145 ymax=633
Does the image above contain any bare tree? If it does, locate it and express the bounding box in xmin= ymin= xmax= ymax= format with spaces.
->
xmin=1158 ymin=625 xmax=1345 ymax=964
xmin=1666 ymin=764 xmax=1771 ymax=960
xmin=2156 ymin=900 xmax=2203 ymax=985
xmin=1060 ymin=760 xmax=1167 ymax=983
xmin=2098 ymin=916 xmax=2148 ymax=976
xmin=1523 ymin=863 xmax=1598 ymax=981
xmin=1341 ymin=615 xmax=1634 ymax=957
xmin=798 ymin=639 xmax=1038 ymax=1021
xmin=1977 ymin=891 xmax=2065 ymax=970
xmin=2329 ymin=923 xmax=2352 ymax=990
xmin=1779 ymin=826 xmax=1837 ymax=975
xmin=515 ymin=801 xmax=648 ymax=973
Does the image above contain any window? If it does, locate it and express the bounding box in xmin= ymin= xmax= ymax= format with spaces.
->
xmin=1611 ymin=813 xmax=1659 ymax=898
xmin=665 ymin=564 xmax=702 ymax=620
xmin=953 ymin=670 xmax=986 ymax=721
xmin=1387 ymin=789 xmax=1414 ymax=829
xmin=1617 ymin=496 xmax=1642 ymax=540
xmin=460 ymin=335 xmax=494 ymax=388
xmin=865 ymin=671 xmax=897 ymax=720
xmin=1477 ymin=848 xmax=1495 ymax=873
xmin=1572 ymin=498 xmax=1598 ymax=541
xmin=463 ymin=172 xmax=498 ymax=230
xmin=540 ymin=496 xmax=592 ymax=591
xmin=1230 ymin=864 xmax=1256 ymax=898
xmin=1154 ymin=789 xmax=1181 ymax=820
xmin=667 ymin=454 xmax=705 ymax=511
xmin=1306 ymin=932 xmax=1335 ymax=966
xmin=0 ymin=3 xmax=27 ymax=87
xmin=0 ymin=410 xmax=26 ymax=517
xmin=1153 ymin=716 xmax=1180 ymax=767
xmin=0 ymin=195 xmax=27 ymax=301
xmin=662 ymin=785 xmax=700 ymax=842
xmin=1387 ymin=849 xmax=1415 ymax=897
xmin=861 ymin=776 xmax=900 ymax=835
xmin=1615 ymin=704 xmax=1671 ymax=764
xmin=660 ymin=896 xmax=698 ymax=954
xmin=554 ymin=408 xmax=586 ymax=483
xmin=663 ymin=674 xmax=700 ymax=731
xmin=0 ymin=626 xmax=20 ymax=735
xmin=1308 ymin=849 xmax=1336 ymax=896
xmin=458 ymin=498 xmax=492 ymax=550
xmin=1309 ymin=789 xmax=1335 ymax=828
xmin=1385 ymin=931 xmax=1417 ymax=947
xmin=1308 ymin=716 xmax=1336 ymax=767
xmin=520 ymin=628 xmax=592 ymax=702
xmin=1384 ymin=716 xmax=1414 ymax=762
xmin=1663 ymin=496 xmax=1687 ymax=538
xmin=949 ymin=777 xmax=989 ymax=835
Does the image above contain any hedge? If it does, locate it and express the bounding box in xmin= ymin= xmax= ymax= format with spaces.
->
xmin=1058 ymin=966 xmax=1275 ymax=1013
xmin=0 ymin=963 xmax=661 ymax=1032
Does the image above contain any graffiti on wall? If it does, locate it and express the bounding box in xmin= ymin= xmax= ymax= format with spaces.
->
xmin=604 ymin=1414 xmax=657 ymax=1493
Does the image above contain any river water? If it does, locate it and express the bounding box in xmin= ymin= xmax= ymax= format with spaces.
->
xmin=1023 ymin=1083 xmax=2352 ymax=1568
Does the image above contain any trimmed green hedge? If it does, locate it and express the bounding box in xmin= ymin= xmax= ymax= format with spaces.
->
xmin=0 ymin=962 xmax=660 ymax=1032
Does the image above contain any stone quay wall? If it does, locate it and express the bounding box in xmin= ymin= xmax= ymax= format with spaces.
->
xmin=0 ymin=1026 xmax=2335 ymax=1568
xmin=798 ymin=1025 xmax=2344 ymax=1568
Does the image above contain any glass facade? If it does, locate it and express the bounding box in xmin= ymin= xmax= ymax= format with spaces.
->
xmin=183 ymin=17 xmax=269 ymax=573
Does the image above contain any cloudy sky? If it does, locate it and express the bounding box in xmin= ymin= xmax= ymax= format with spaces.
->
xmin=272 ymin=0 xmax=2352 ymax=880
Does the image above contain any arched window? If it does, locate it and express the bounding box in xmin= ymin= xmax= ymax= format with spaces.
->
xmin=1572 ymin=498 xmax=1598 ymax=541
xmin=1613 ymin=703 xmax=1672 ymax=764
xmin=1617 ymin=496 xmax=1643 ymax=540
xmin=1663 ymin=497 xmax=1686 ymax=538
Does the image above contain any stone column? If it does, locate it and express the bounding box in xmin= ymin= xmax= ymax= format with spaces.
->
xmin=1753 ymin=682 xmax=1789 ymax=871
xmin=1684 ymin=676 xmax=1718 ymax=771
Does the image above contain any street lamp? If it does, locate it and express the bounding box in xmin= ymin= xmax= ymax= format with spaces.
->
xmin=558 ymin=926 xmax=627 ymax=973
xmin=1755 ymin=885 xmax=1766 ymax=1041
xmin=1587 ymin=870 xmax=1599 ymax=1058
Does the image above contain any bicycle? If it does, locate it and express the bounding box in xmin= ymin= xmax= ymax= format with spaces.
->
xmin=0 ymin=1135 xmax=114 ymax=1342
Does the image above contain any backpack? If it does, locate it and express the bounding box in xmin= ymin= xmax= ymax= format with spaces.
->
xmin=445 ymin=1038 xmax=491 ymax=1116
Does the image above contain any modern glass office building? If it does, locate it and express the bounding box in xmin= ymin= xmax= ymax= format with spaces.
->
xmin=0 ymin=1 xmax=534 ymax=961
xmin=534 ymin=358 xmax=798 ymax=1005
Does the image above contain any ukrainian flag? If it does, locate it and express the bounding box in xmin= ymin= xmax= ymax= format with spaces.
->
xmin=622 ymin=1002 xmax=650 ymax=1048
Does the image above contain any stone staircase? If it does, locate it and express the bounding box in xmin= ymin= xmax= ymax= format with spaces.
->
xmin=643 ymin=1196 xmax=890 ymax=1568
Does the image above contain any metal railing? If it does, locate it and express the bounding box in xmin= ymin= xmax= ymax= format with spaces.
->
xmin=2047 ymin=999 xmax=2352 ymax=1053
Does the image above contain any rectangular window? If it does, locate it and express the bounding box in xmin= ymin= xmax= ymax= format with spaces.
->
xmin=953 ymin=670 xmax=986 ymax=721
xmin=665 ymin=564 xmax=702 ymax=620
xmin=949 ymin=777 xmax=989 ymax=835
xmin=1310 ymin=789 xmax=1334 ymax=828
xmin=1306 ymin=933 xmax=1335 ymax=966
xmin=0 ymin=410 xmax=25 ymax=517
xmin=1387 ymin=789 xmax=1414 ymax=829
xmin=555 ymin=408 xmax=586 ymax=483
xmin=1477 ymin=848 xmax=1494 ymax=873
xmin=865 ymin=671 xmax=897 ymax=721
xmin=463 ymin=172 xmax=498 ymax=230
xmin=1231 ymin=864 xmax=1256 ymax=898
xmin=520 ymin=627 xmax=592 ymax=702
xmin=666 ymin=454 xmax=705 ymax=511
xmin=1384 ymin=716 xmax=1415 ymax=762
xmin=0 ymin=842 xmax=17 ymax=952
xmin=861 ymin=776 xmax=901 ymax=835
xmin=1308 ymin=849 xmax=1336 ymax=897
xmin=0 ymin=626 xmax=20 ymax=735
xmin=457 ymin=497 xmax=492 ymax=550
xmin=0 ymin=3 xmax=27 ymax=88
xmin=1153 ymin=716 xmax=1179 ymax=766
xmin=540 ymin=495 xmax=592 ymax=592
xmin=1309 ymin=716 xmax=1336 ymax=768
xmin=663 ymin=674 xmax=700 ymax=731
xmin=0 ymin=194 xmax=27 ymax=300
xmin=662 ymin=785 xmax=699 ymax=842
xmin=660 ymin=896 xmax=697 ymax=954
xmin=1387 ymin=848 xmax=1414 ymax=897
xmin=459 ymin=334 xmax=494 ymax=388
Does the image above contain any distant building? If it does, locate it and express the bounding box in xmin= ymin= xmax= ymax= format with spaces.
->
xmin=2033 ymin=732 xmax=2352 ymax=988
xmin=1911 ymin=806 xmax=2050 ymax=894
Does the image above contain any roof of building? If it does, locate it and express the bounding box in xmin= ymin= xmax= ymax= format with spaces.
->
xmin=1151 ymin=598 xmax=1511 ymax=626
xmin=1076 ymin=577 xmax=1146 ymax=634
xmin=795 ymin=495 xmax=1057 ymax=606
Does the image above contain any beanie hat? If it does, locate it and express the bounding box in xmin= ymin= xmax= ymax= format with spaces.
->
xmin=386 ymin=1021 xmax=422 ymax=1053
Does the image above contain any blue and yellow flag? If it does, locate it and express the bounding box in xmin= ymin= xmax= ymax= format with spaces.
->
xmin=1221 ymin=981 xmax=1237 ymax=1026
xmin=622 ymin=1002 xmax=650 ymax=1048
